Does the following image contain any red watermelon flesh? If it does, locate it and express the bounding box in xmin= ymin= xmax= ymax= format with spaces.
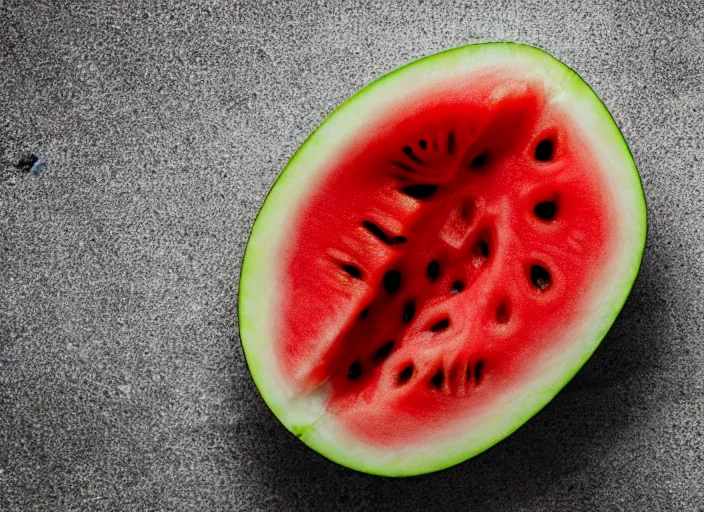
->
xmin=279 ymin=75 xmax=613 ymax=446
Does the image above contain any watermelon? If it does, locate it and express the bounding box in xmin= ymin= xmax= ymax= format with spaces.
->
xmin=238 ymin=43 xmax=646 ymax=476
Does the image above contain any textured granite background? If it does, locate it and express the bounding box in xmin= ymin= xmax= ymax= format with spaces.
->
xmin=1 ymin=0 xmax=703 ymax=510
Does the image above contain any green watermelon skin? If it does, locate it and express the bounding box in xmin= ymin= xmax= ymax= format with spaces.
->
xmin=239 ymin=43 xmax=646 ymax=476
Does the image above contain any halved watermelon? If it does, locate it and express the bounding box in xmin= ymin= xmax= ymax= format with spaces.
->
xmin=239 ymin=43 xmax=646 ymax=476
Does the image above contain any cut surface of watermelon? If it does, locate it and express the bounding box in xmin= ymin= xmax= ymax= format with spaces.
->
xmin=239 ymin=43 xmax=646 ymax=476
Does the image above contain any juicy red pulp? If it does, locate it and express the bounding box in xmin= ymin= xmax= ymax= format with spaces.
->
xmin=279 ymin=76 xmax=614 ymax=445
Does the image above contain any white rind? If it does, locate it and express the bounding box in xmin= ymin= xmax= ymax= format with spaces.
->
xmin=238 ymin=43 xmax=646 ymax=476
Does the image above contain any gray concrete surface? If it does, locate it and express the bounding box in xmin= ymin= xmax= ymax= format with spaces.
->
xmin=1 ymin=0 xmax=703 ymax=510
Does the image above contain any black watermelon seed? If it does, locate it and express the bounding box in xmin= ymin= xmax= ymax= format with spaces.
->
xmin=470 ymin=152 xmax=487 ymax=169
xmin=430 ymin=318 xmax=450 ymax=332
xmin=534 ymin=201 xmax=558 ymax=221
xmin=466 ymin=362 xmax=473 ymax=382
xmin=427 ymin=260 xmax=440 ymax=281
xmin=474 ymin=360 xmax=484 ymax=384
xmin=477 ymin=240 xmax=489 ymax=259
xmin=450 ymin=280 xmax=464 ymax=294
xmin=398 ymin=364 xmax=414 ymax=384
xmin=348 ymin=361 xmax=362 ymax=381
xmin=401 ymin=184 xmax=437 ymax=199
xmin=419 ymin=139 xmax=427 ymax=150
xmin=431 ymin=369 xmax=444 ymax=389
xmin=375 ymin=341 xmax=394 ymax=361
xmin=362 ymin=220 xmax=407 ymax=246
xmin=403 ymin=146 xmax=429 ymax=166
xmin=530 ymin=265 xmax=551 ymax=290
xmin=496 ymin=303 xmax=509 ymax=323
xmin=359 ymin=308 xmax=369 ymax=319
xmin=362 ymin=220 xmax=388 ymax=242
xmin=535 ymin=139 xmax=554 ymax=161
xmin=342 ymin=264 xmax=362 ymax=279
xmin=447 ymin=131 xmax=456 ymax=155
xmin=383 ymin=270 xmax=402 ymax=294
xmin=402 ymin=300 xmax=415 ymax=323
